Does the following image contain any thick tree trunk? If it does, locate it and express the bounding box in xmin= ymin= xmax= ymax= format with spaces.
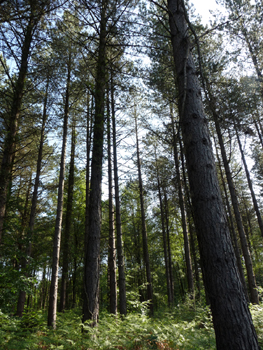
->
xmin=59 ymin=119 xmax=76 ymax=312
xmin=111 ymin=77 xmax=127 ymax=315
xmin=83 ymin=1 xmax=108 ymax=325
xmin=107 ymin=90 xmax=117 ymax=315
xmin=135 ymin=114 xmax=154 ymax=314
xmin=47 ymin=54 xmax=71 ymax=328
xmin=168 ymin=0 xmax=260 ymax=348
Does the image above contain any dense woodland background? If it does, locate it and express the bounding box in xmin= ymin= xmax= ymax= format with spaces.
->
xmin=1 ymin=0 xmax=263 ymax=349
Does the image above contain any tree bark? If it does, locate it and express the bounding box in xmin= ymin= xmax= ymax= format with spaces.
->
xmin=135 ymin=113 xmax=154 ymax=314
xmin=111 ymin=75 xmax=127 ymax=315
xmin=107 ymin=89 xmax=117 ymax=315
xmin=167 ymin=0 xmax=260 ymax=348
xmin=83 ymin=0 xmax=108 ymax=325
xmin=47 ymin=52 xmax=71 ymax=328
xmin=59 ymin=119 xmax=76 ymax=312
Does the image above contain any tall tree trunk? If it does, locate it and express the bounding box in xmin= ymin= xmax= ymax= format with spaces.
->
xmin=111 ymin=75 xmax=127 ymax=315
xmin=47 ymin=53 xmax=71 ymax=328
xmin=154 ymin=149 xmax=172 ymax=306
xmin=0 ymin=8 xmax=38 ymax=244
xmin=171 ymin=109 xmax=194 ymax=296
xmin=107 ymin=89 xmax=117 ymax=315
xmin=235 ymin=127 xmax=263 ymax=237
xmin=135 ymin=114 xmax=154 ymax=314
xmin=59 ymin=119 xmax=76 ymax=312
xmin=16 ymin=77 xmax=49 ymax=317
xmin=83 ymin=0 xmax=108 ymax=325
xmin=168 ymin=0 xmax=260 ymax=348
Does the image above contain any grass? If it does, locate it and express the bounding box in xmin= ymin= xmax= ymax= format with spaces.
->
xmin=0 ymin=303 xmax=262 ymax=349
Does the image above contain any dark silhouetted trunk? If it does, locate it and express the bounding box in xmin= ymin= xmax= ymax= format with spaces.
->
xmin=168 ymin=0 xmax=260 ymax=348
xmin=83 ymin=0 xmax=108 ymax=325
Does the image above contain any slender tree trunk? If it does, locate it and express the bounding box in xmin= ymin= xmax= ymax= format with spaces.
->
xmin=0 ymin=9 xmax=37 ymax=244
xmin=168 ymin=0 xmax=260 ymax=348
xmin=59 ymin=119 xmax=76 ymax=312
xmin=235 ymin=127 xmax=263 ymax=237
xmin=154 ymin=149 xmax=172 ymax=306
xmin=135 ymin=114 xmax=154 ymax=314
xmin=111 ymin=75 xmax=127 ymax=315
xmin=83 ymin=0 xmax=108 ymax=325
xmin=163 ymin=189 xmax=174 ymax=303
xmin=107 ymin=89 xmax=117 ymax=315
xmin=171 ymin=109 xmax=194 ymax=296
xmin=47 ymin=53 xmax=71 ymax=328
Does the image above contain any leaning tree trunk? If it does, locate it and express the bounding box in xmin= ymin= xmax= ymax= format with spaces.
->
xmin=135 ymin=114 xmax=154 ymax=314
xmin=83 ymin=0 xmax=108 ymax=325
xmin=107 ymin=89 xmax=117 ymax=315
xmin=16 ymin=77 xmax=49 ymax=317
xmin=111 ymin=75 xmax=127 ymax=315
xmin=47 ymin=53 xmax=71 ymax=328
xmin=59 ymin=119 xmax=76 ymax=312
xmin=167 ymin=0 xmax=260 ymax=348
xmin=235 ymin=126 xmax=263 ymax=238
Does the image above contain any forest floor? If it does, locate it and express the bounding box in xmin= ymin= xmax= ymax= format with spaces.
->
xmin=0 ymin=302 xmax=263 ymax=349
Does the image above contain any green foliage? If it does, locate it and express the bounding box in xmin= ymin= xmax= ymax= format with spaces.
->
xmin=0 ymin=303 xmax=217 ymax=350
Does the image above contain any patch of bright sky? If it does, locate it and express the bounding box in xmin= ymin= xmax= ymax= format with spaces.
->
xmin=190 ymin=0 xmax=221 ymax=24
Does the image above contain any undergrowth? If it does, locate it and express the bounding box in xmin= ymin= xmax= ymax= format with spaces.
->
xmin=0 ymin=303 xmax=262 ymax=349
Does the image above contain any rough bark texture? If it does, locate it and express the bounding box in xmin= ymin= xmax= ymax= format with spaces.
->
xmin=135 ymin=114 xmax=154 ymax=314
xmin=168 ymin=0 xmax=260 ymax=348
xmin=111 ymin=78 xmax=127 ymax=315
xmin=47 ymin=54 xmax=71 ymax=328
xmin=83 ymin=1 xmax=108 ymax=325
